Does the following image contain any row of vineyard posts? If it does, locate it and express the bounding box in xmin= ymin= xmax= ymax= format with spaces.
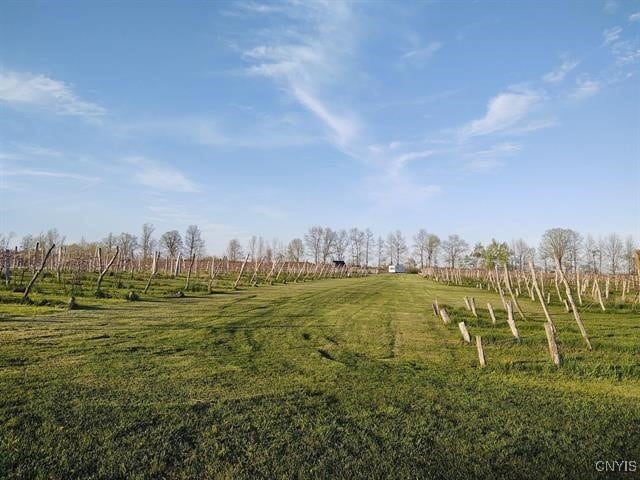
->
xmin=1 ymin=244 xmax=376 ymax=303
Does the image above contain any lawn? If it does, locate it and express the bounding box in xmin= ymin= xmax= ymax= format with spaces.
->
xmin=1 ymin=274 xmax=638 ymax=479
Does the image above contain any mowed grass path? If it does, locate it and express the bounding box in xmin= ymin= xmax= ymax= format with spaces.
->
xmin=1 ymin=274 xmax=639 ymax=479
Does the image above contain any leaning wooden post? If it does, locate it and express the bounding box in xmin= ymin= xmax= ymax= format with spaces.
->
xmin=505 ymin=302 xmax=521 ymax=342
xmin=458 ymin=321 xmax=471 ymax=343
xmin=96 ymin=246 xmax=119 ymax=293
xmin=432 ymin=299 xmax=440 ymax=317
xmin=184 ymin=254 xmax=196 ymax=290
xmin=554 ymin=256 xmax=592 ymax=350
xmin=463 ymin=296 xmax=471 ymax=311
xmin=233 ymin=254 xmax=250 ymax=289
xmin=470 ymin=297 xmax=477 ymax=317
xmin=544 ymin=322 xmax=561 ymax=367
xmin=476 ymin=336 xmax=486 ymax=367
xmin=144 ymin=251 xmax=160 ymax=293
xmin=487 ymin=302 xmax=497 ymax=324
xmin=503 ymin=264 xmax=525 ymax=320
xmin=528 ymin=261 xmax=556 ymax=331
xmin=22 ymin=244 xmax=56 ymax=303
xmin=439 ymin=308 xmax=451 ymax=325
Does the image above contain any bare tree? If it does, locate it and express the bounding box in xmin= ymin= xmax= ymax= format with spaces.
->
xmin=141 ymin=223 xmax=156 ymax=260
xmin=101 ymin=232 xmax=117 ymax=255
xmin=364 ymin=228 xmax=374 ymax=267
xmin=160 ymin=230 xmax=183 ymax=258
xmin=286 ymin=238 xmax=304 ymax=262
xmin=184 ymin=225 xmax=205 ymax=258
xmin=413 ymin=229 xmax=429 ymax=269
xmin=623 ymin=235 xmax=637 ymax=274
xmin=334 ymin=229 xmax=349 ymax=261
xmin=603 ymin=233 xmax=623 ymax=274
xmin=376 ymin=236 xmax=385 ymax=268
xmin=442 ymin=234 xmax=468 ymax=268
xmin=247 ymin=235 xmax=257 ymax=263
xmin=510 ymin=239 xmax=531 ymax=271
xmin=321 ymin=227 xmax=336 ymax=262
xmin=425 ymin=234 xmax=440 ymax=267
xmin=304 ymin=226 xmax=323 ymax=264
xmin=539 ymin=228 xmax=578 ymax=270
xmin=386 ymin=230 xmax=407 ymax=265
xmin=226 ymin=238 xmax=242 ymax=261
xmin=118 ymin=232 xmax=138 ymax=259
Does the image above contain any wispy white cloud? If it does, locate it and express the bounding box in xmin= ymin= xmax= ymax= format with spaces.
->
xmin=124 ymin=157 xmax=199 ymax=192
xmin=630 ymin=12 xmax=640 ymax=22
xmin=570 ymin=77 xmax=600 ymax=101
xmin=0 ymin=70 xmax=106 ymax=117
xmin=603 ymin=26 xmax=623 ymax=45
xmin=465 ymin=142 xmax=521 ymax=172
xmin=461 ymin=88 xmax=541 ymax=137
xmin=1 ymin=168 xmax=97 ymax=182
xmin=401 ymin=41 xmax=443 ymax=64
xmin=240 ymin=2 xmax=360 ymax=149
xmin=603 ymin=0 xmax=618 ymax=14
xmin=542 ymin=59 xmax=579 ymax=83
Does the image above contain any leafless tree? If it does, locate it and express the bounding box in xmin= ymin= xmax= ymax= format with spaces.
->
xmin=118 ymin=232 xmax=138 ymax=259
xmin=364 ymin=228 xmax=374 ymax=267
xmin=184 ymin=225 xmax=205 ymax=258
xmin=141 ymin=223 xmax=156 ymax=260
xmin=247 ymin=235 xmax=257 ymax=263
xmin=226 ymin=238 xmax=243 ymax=261
xmin=376 ymin=236 xmax=385 ymax=267
xmin=510 ymin=239 xmax=531 ymax=271
xmin=304 ymin=226 xmax=323 ymax=264
xmin=413 ymin=229 xmax=429 ymax=269
xmin=425 ymin=234 xmax=440 ymax=267
xmin=442 ymin=234 xmax=468 ymax=268
xmin=101 ymin=232 xmax=117 ymax=255
xmin=287 ymin=238 xmax=304 ymax=262
xmin=335 ymin=229 xmax=349 ymax=261
xmin=386 ymin=230 xmax=407 ymax=265
xmin=160 ymin=230 xmax=182 ymax=258
xmin=603 ymin=233 xmax=623 ymax=274
xmin=623 ymin=235 xmax=637 ymax=274
xmin=539 ymin=228 xmax=578 ymax=270
xmin=321 ymin=227 xmax=336 ymax=262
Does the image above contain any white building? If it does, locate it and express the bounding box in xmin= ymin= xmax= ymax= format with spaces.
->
xmin=388 ymin=264 xmax=405 ymax=273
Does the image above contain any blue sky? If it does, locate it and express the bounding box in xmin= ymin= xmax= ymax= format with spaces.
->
xmin=1 ymin=0 xmax=639 ymax=254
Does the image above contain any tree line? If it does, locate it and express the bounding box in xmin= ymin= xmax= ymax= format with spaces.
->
xmin=0 ymin=225 xmax=637 ymax=274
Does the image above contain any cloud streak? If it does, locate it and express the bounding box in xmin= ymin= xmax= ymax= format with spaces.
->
xmin=0 ymin=70 xmax=106 ymax=117
xmin=461 ymin=89 xmax=541 ymax=137
xmin=124 ymin=157 xmax=199 ymax=192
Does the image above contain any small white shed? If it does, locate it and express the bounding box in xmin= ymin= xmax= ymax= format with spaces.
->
xmin=388 ymin=264 xmax=405 ymax=273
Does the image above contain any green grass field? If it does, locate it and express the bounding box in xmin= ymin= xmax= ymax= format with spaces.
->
xmin=1 ymin=273 xmax=639 ymax=479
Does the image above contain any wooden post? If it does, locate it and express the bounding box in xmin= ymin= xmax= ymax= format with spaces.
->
xmin=233 ymin=254 xmax=250 ymax=289
xmin=432 ymin=299 xmax=439 ymax=317
xmin=144 ymin=251 xmax=160 ymax=293
xmin=458 ymin=322 xmax=471 ymax=343
xmin=506 ymin=301 xmax=520 ymax=342
xmin=544 ymin=322 xmax=561 ymax=367
xmin=440 ymin=308 xmax=450 ymax=325
xmin=470 ymin=297 xmax=477 ymax=317
xmin=487 ymin=302 xmax=497 ymax=324
xmin=554 ymin=256 xmax=592 ymax=350
xmin=463 ymin=296 xmax=471 ymax=311
xmin=476 ymin=336 xmax=486 ymax=367
xmin=503 ymin=264 xmax=525 ymax=320
xmin=528 ymin=261 xmax=555 ymax=330
xmin=563 ymin=299 xmax=570 ymax=313
xmin=22 ymin=244 xmax=56 ymax=302
xmin=96 ymin=246 xmax=119 ymax=293
xmin=184 ymin=254 xmax=195 ymax=290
